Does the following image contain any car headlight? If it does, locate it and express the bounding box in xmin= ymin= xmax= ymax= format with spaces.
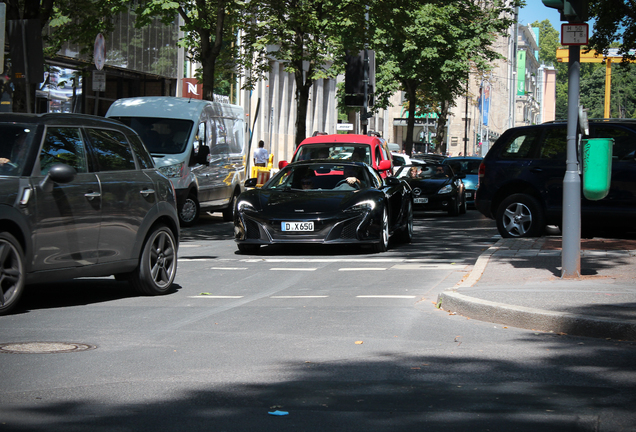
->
xmin=345 ymin=200 xmax=376 ymax=213
xmin=157 ymin=162 xmax=185 ymax=178
xmin=237 ymin=200 xmax=256 ymax=212
xmin=438 ymin=185 xmax=453 ymax=194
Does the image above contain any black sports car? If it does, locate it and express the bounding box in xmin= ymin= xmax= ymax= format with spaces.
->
xmin=395 ymin=163 xmax=466 ymax=216
xmin=234 ymin=161 xmax=413 ymax=253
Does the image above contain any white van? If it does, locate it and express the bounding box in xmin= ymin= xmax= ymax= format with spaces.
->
xmin=106 ymin=97 xmax=246 ymax=226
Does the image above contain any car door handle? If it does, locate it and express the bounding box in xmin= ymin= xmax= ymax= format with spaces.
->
xmin=530 ymin=167 xmax=543 ymax=173
xmin=84 ymin=191 xmax=101 ymax=201
xmin=140 ymin=189 xmax=155 ymax=197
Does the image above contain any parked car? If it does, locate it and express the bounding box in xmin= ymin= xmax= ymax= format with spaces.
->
xmin=0 ymin=113 xmax=180 ymax=315
xmin=475 ymin=120 xmax=636 ymax=238
xmin=395 ymin=162 xmax=466 ymax=216
xmin=106 ymin=97 xmax=246 ymax=226
xmin=279 ymin=134 xmax=394 ymax=178
xmin=443 ymin=156 xmax=483 ymax=208
xmin=234 ymin=160 xmax=413 ymax=253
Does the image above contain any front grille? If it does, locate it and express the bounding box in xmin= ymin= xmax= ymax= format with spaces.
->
xmin=245 ymin=219 xmax=261 ymax=239
xmin=340 ymin=219 xmax=359 ymax=239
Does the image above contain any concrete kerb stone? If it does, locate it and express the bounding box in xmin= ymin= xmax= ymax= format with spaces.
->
xmin=437 ymin=238 xmax=636 ymax=341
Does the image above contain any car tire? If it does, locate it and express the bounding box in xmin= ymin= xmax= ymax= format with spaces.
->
xmin=179 ymin=194 xmax=200 ymax=227
xmin=448 ymin=197 xmax=460 ymax=216
xmin=459 ymin=193 xmax=467 ymax=215
xmin=398 ymin=200 xmax=414 ymax=243
xmin=129 ymin=224 xmax=178 ymax=296
xmin=237 ymin=243 xmax=260 ymax=254
xmin=223 ymin=190 xmax=239 ymax=222
xmin=0 ymin=232 xmax=26 ymax=316
xmin=373 ymin=207 xmax=390 ymax=253
xmin=496 ymin=194 xmax=545 ymax=238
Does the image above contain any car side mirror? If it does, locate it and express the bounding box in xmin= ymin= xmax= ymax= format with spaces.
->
xmin=40 ymin=163 xmax=77 ymax=192
xmin=244 ymin=178 xmax=258 ymax=188
xmin=197 ymin=145 xmax=211 ymax=165
xmin=378 ymin=160 xmax=392 ymax=172
xmin=278 ymin=160 xmax=288 ymax=169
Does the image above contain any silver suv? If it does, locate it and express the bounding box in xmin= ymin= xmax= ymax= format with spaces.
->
xmin=0 ymin=113 xmax=180 ymax=315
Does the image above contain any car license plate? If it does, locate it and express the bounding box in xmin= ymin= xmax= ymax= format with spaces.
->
xmin=414 ymin=198 xmax=428 ymax=204
xmin=282 ymin=221 xmax=314 ymax=232
xmin=466 ymin=192 xmax=473 ymax=198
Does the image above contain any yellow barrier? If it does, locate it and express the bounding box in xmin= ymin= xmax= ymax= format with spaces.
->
xmin=251 ymin=154 xmax=274 ymax=187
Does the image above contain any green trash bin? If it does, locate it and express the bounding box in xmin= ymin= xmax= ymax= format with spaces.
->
xmin=581 ymin=138 xmax=614 ymax=201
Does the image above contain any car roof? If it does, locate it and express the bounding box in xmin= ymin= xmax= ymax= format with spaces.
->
xmin=0 ymin=113 xmax=136 ymax=132
xmin=298 ymin=134 xmax=384 ymax=145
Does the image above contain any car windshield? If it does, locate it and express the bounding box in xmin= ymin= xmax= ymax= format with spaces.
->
xmin=110 ymin=117 xmax=193 ymax=155
xmin=293 ymin=144 xmax=371 ymax=165
xmin=395 ymin=163 xmax=451 ymax=180
xmin=0 ymin=124 xmax=37 ymax=176
xmin=445 ymin=159 xmax=481 ymax=175
xmin=265 ymin=163 xmax=370 ymax=191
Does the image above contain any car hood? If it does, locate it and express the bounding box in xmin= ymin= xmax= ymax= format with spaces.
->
xmin=246 ymin=189 xmax=366 ymax=215
xmin=406 ymin=178 xmax=452 ymax=194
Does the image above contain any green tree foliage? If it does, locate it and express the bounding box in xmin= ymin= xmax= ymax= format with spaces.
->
xmin=371 ymin=0 xmax=519 ymax=155
xmin=588 ymin=0 xmax=636 ymax=62
xmin=243 ymin=0 xmax=364 ymax=146
xmin=135 ymin=0 xmax=251 ymax=102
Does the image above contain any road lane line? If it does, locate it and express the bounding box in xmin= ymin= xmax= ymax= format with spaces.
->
xmin=210 ymin=267 xmax=248 ymax=270
xmin=188 ymin=295 xmax=245 ymax=299
xmin=270 ymin=296 xmax=329 ymax=299
xmin=356 ymin=295 xmax=417 ymax=299
xmin=270 ymin=268 xmax=317 ymax=271
xmin=338 ymin=267 xmax=387 ymax=271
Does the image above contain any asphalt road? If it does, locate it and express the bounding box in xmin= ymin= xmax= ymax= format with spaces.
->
xmin=1 ymin=210 xmax=634 ymax=432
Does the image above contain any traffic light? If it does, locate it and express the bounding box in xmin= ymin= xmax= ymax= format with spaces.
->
xmin=541 ymin=0 xmax=587 ymax=22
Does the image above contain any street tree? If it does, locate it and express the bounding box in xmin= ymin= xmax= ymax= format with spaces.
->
xmin=588 ymin=0 xmax=636 ymax=62
xmin=371 ymin=0 xmax=518 ymax=155
xmin=244 ymin=0 xmax=365 ymax=147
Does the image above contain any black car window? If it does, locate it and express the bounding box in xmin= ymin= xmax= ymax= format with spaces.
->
xmin=498 ymin=130 xmax=539 ymax=159
xmin=128 ymin=133 xmax=154 ymax=169
xmin=87 ymin=128 xmax=136 ymax=171
xmin=593 ymin=125 xmax=636 ymax=161
xmin=539 ymin=127 xmax=567 ymax=160
xmin=39 ymin=127 xmax=88 ymax=174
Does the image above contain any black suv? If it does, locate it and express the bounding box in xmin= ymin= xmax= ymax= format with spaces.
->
xmin=0 ymin=113 xmax=180 ymax=315
xmin=475 ymin=120 xmax=636 ymax=237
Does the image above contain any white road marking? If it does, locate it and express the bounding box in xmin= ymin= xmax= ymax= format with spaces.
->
xmin=270 ymin=296 xmax=329 ymax=299
xmin=188 ymin=295 xmax=245 ymax=299
xmin=338 ymin=267 xmax=387 ymax=271
xmin=270 ymin=268 xmax=317 ymax=271
xmin=210 ymin=267 xmax=248 ymax=270
xmin=391 ymin=264 xmax=465 ymax=270
xmin=356 ymin=295 xmax=417 ymax=299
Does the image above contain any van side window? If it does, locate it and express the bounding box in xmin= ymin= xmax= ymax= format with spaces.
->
xmin=498 ymin=130 xmax=539 ymax=159
xmin=539 ymin=127 xmax=567 ymax=160
xmin=87 ymin=129 xmax=136 ymax=171
xmin=593 ymin=126 xmax=636 ymax=161
xmin=40 ymin=127 xmax=88 ymax=174
xmin=209 ymin=119 xmax=229 ymax=155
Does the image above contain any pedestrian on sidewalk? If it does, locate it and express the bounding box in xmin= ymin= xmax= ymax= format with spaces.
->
xmin=254 ymin=140 xmax=269 ymax=167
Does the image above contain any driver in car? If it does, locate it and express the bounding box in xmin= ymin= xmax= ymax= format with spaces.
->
xmin=334 ymin=166 xmax=366 ymax=190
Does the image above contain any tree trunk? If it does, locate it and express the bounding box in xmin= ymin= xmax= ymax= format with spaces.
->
xmin=403 ymin=80 xmax=417 ymax=156
xmin=435 ymin=99 xmax=450 ymax=155
xmin=199 ymin=0 xmax=226 ymax=101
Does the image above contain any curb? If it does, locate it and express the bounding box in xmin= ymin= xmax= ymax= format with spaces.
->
xmin=436 ymin=239 xmax=636 ymax=341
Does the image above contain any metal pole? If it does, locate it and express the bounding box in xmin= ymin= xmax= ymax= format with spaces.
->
xmin=361 ymin=6 xmax=369 ymax=135
xmin=562 ymin=45 xmax=581 ymax=278
xmin=463 ymin=76 xmax=468 ymax=156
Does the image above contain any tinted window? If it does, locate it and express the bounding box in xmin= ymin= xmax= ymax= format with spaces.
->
xmin=0 ymin=124 xmax=36 ymax=176
xmin=112 ymin=117 xmax=193 ymax=155
xmin=40 ymin=127 xmax=88 ymax=174
xmin=128 ymin=133 xmax=154 ymax=169
xmin=539 ymin=127 xmax=567 ymax=160
xmin=87 ymin=128 xmax=136 ymax=171
xmin=498 ymin=129 xmax=539 ymax=159
xmin=593 ymin=125 xmax=636 ymax=161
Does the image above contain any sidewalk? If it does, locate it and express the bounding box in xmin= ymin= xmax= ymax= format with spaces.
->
xmin=437 ymin=237 xmax=636 ymax=341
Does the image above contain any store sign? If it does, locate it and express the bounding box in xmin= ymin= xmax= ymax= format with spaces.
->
xmin=393 ymin=117 xmax=436 ymax=127
xmin=182 ymin=78 xmax=202 ymax=99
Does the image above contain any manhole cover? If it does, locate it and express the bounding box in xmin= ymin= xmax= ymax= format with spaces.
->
xmin=0 ymin=342 xmax=96 ymax=354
